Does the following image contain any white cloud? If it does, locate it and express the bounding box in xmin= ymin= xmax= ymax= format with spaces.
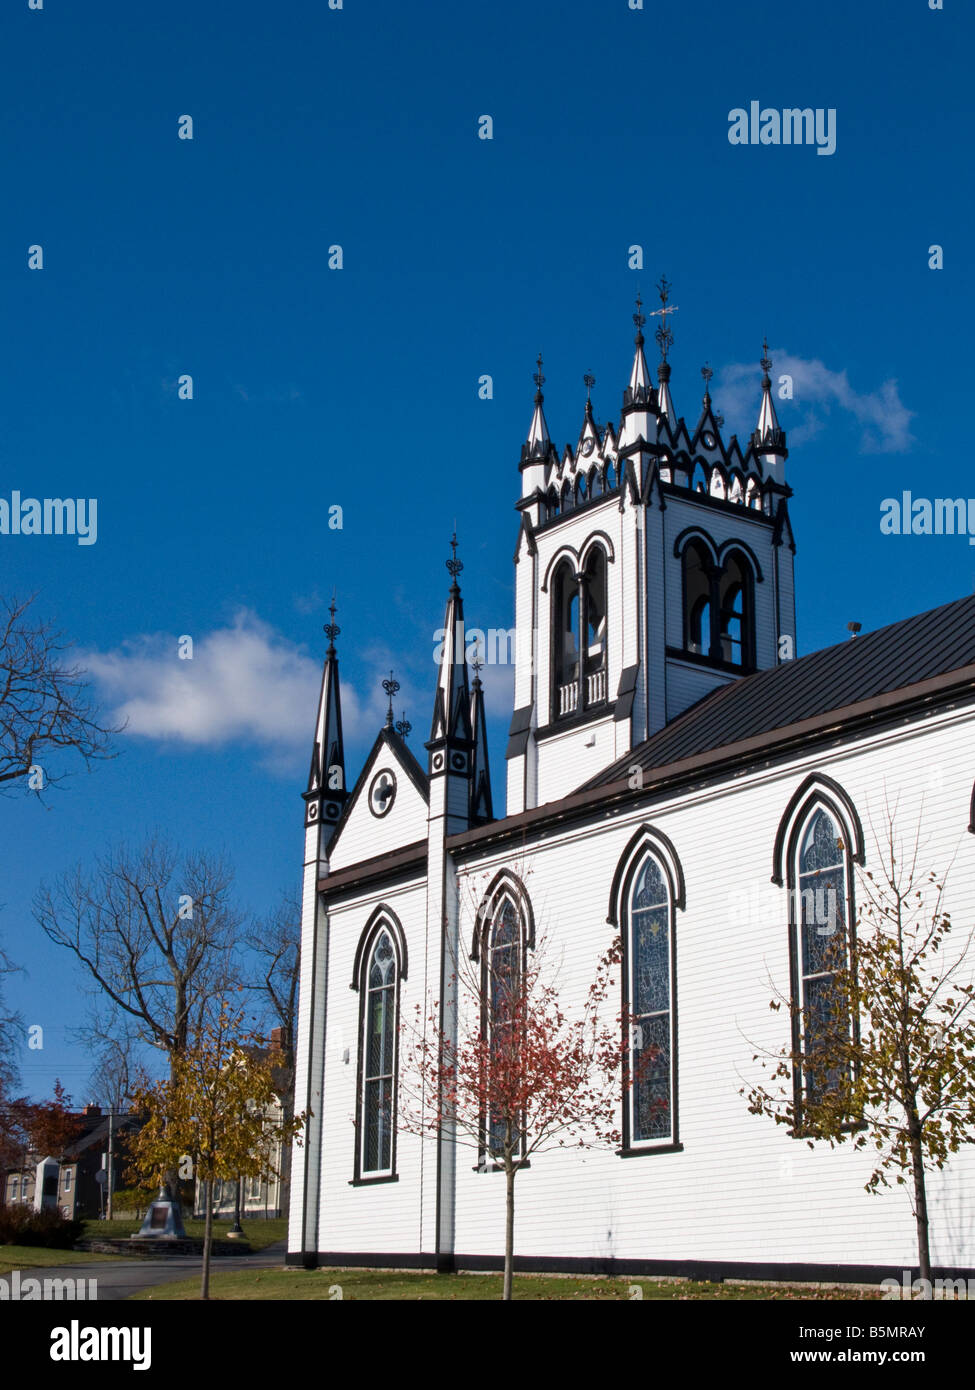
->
xmin=84 ymin=611 xmax=373 ymax=765
xmin=716 ymin=352 xmax=915 ymax=455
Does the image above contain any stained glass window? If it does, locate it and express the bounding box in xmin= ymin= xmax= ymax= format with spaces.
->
xmin=487 ymin=899 xmax=521 ymax=1159
xmin=629 ymin=857 xmax=673 ymax=1143
xmin=362 ymin=929 xmax=396 ymax=1174
xmin=795 ymin=808 xmax=850 ymax=1105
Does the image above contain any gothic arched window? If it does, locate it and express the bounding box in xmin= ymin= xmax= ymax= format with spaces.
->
xmin=791 ymin=805 xmax=854 ymax=1115
xmin=483 ymin=896 xmax=524 ymax=1164
xmin=627 ymin=856 xmax=676 ymax=1146
xmin=352 ymin=917 xmax=405 ymax=1181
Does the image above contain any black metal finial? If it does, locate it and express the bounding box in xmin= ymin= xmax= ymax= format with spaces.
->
xmin=633 ymin=292 xmax=646 ymax=344
xmin=323 ymin=592 xmax=340 ymax=652
xmin=382 ymin=671 xmax=400 ymax=727
xmin=583 ymin=371 xmax=596 ymax=402
xmin=395 ymin=714 xmax=412 ymax=739
xmin=649 ymin=276 xmax=678 ymax=362
xmin=760 ymin=336 xmax=773 ymax=381
xmin=701 ymin=363 xmax=713 ymax=400
xmin=471 ymin=655 xmax=484 ymax=685
xmin=446 ymin=532 xmax=463 ymax=585
xmin=533 ymin=352 xmax=545 ymax=401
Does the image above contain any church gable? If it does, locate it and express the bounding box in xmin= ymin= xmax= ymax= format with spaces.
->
xmin=326 ymin=726 xmax=429 ymax=872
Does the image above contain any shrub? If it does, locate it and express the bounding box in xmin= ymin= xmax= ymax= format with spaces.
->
xmin=0 ymin=1206 xmax=83 ymax=1248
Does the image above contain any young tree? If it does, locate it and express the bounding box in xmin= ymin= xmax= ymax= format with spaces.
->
xmin=743 ymin=810 xmax=975 ymax=1284
xmin=128 ymin=1006 xmax=304 ymax=1298
xmin=398 ymin=911 xmax=632 ymax=1301
xmin=0 ymin=593 xmax=118 ymax=792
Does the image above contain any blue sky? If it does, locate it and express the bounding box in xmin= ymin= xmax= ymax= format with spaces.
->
xmin=1 ymin=0 xmax=971 ymax=1101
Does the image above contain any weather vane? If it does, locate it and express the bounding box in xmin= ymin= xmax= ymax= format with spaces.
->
xmin=648 ymin=276 xmax=678 ymax=361
xmin=701 ymin=363 xmax=713 ymax=397
xmin=395 ymin=714 xmax=412 ymax=739
xmin=583 ymin=371 xmax=595 ymax=401
xmin=533 ymin=352 xmax=545 ymax=398
xmin=382 ymin=671 xmax=400 ymax=727
xmin=633 ymin=292 xmax=646 ymax=341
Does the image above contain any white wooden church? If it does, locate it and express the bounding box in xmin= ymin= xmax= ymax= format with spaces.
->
xmin=288 ymin=292 xmax=975 ymax=1281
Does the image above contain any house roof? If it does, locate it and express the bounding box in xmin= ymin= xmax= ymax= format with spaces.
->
xmin=582 ymin=592 xmax=975 ymax=790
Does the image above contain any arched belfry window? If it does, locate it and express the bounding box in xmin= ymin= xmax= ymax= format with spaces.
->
xmin=682 ymin=541 xmax=712 ymax=656
xmin=678 ymin=535 xmax=756 ymax=670
xmin=351 ymin=909 xmax=407 ymax=1183
xmin=718 ymin=550 xmax=753 ymax=668
xmin=791 ymin=805 xmax=854 ymax=1113
xmin=551 ymin=546 xmax=610 ymax=720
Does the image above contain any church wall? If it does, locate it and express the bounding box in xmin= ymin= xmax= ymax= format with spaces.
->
xmin=534 ymin=712 xmax=618 ymax=805
xmin=446 ymin=702 xmax=975 ymax=1271
xmin=664 ymin=657 xmax=737 ymax=724
xmin=313 ymin=879 xmax=429 ymax=1256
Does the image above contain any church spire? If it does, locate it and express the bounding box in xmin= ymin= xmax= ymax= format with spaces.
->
xmin=628 ymin=294 xmax=652 ymax=404
xmin=469 ymin=657 xmax=493 ymax=824
xmin=302 ymin=596 xmax=347 ymax=835
xmin=756 ymin=337 xmax=780 ymax=440
xmin=429 ymin=534 xmax=472 ymax=744
xmin=526 ymin=353 xmax=551 ymax=455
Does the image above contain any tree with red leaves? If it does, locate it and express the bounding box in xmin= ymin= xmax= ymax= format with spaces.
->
xmin=398 ymin=903 xmax=636 ymax=1300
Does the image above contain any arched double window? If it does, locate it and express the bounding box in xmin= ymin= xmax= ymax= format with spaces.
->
xmin=679 ymin=537 xmax=756 ymax=669
xmin=551 ymin=546 xmax=609 ymax=719
xmin=351 ymin=910 xmax=407 ymax=1182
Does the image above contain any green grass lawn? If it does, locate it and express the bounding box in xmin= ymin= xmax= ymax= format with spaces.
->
xmin=131 ymin=1266 xmax=884 ymax=1301
xmin=79 ymin=1216 xmax=287 ymax=1251
xmin=0 ymin=1246 xmax=124 ymax=1275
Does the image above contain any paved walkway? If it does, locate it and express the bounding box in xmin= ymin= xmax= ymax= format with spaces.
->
xmin=11 ymin=1240 xmax=288 ymax=1301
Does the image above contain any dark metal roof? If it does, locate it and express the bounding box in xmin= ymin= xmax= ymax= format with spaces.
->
xmin=582 ymin=593 xmax=975 ymax=790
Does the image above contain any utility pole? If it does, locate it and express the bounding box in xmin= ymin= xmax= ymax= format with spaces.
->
xmin=106 ymin=1110 xmax=114 ymax=1221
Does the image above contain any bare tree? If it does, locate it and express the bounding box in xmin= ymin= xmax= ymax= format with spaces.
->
xmin=0 ymin=593 xmax=118 ymax=793
xmin=242 ymin=891 xmax=300 ymax=1214
xmin=86 ymin=1032 xmax=140 ymax=1113
xmin=34 ymin=836 xmax=243 ymax=1082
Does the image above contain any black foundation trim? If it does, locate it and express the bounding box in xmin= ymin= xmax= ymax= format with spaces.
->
xmin=284 ymin=1250 xmax=975 ymax=1284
